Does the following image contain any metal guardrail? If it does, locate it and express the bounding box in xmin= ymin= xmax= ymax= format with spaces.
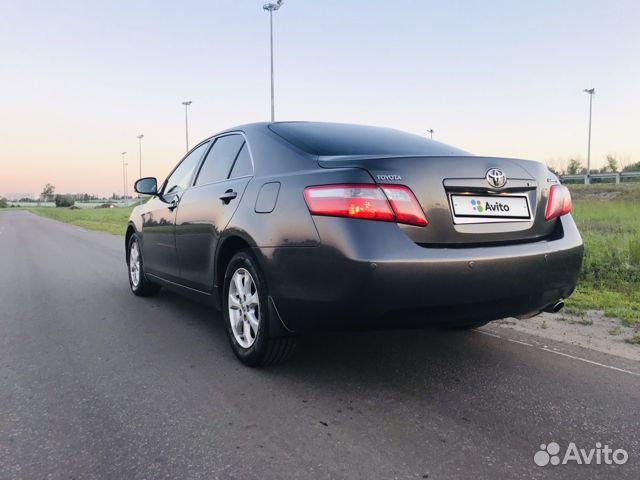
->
xmin=560 ymin=171 xmax=640 ymax=184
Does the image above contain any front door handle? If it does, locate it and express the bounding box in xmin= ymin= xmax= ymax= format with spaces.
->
xmin=219 ymin=189 xmax=238 ymax=204
xmin=168 ymin=198 xmax=179 ymax=211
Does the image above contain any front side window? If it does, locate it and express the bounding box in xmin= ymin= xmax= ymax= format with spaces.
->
xmin=195 ymin=134 xmax=245 ymax=186
xmin=164 ymin=142 xmax=210 ymax=194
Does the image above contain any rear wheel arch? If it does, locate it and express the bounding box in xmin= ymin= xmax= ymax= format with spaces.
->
xmin=215 ymin=235 xmax=255 ymax=299
xmin=222 ymin=249 xmax=296 ymax=366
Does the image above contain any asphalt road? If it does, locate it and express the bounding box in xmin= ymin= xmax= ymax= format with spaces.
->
xmin=1 ymin=210 xmax=639 ymax=480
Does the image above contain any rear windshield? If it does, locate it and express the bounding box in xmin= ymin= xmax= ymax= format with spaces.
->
xmin=269 ymin=122 xmax=469 ymax=157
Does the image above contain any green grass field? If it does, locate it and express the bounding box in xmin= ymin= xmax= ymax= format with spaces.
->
xmin=563 ymin=184 xmax=640 ymax=327
xmin=5 ymin=184 xmax=639 ymax=326
xmin=24 ymin=206 xmax=134 ymax=235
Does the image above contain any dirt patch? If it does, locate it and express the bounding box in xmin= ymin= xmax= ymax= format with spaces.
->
xmin=492 ymin=311 xmax=640 ymax=362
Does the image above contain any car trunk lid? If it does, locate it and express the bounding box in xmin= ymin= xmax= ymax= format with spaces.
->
xmin=318 ymin=155 xmax=557 ymax=245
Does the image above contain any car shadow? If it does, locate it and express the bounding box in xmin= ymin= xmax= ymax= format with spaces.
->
xmin=145 ymin=287 xmax=612 ymax=448
xmin=149 ymin=288 xmax=511 ymax=391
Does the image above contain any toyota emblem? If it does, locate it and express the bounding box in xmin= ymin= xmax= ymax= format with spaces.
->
xmin=486 ymin=168 xmax=507 ymax=188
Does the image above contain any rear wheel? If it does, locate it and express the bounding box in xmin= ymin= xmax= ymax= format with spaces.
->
xmin=128 ymin=234 xmax=160 ymax=297
xmin=223 ymin=251 xmax=295 ymax=367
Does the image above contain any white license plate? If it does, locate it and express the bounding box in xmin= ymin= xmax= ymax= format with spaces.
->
xmin=450 ymin=194 xmax=531 ymax=224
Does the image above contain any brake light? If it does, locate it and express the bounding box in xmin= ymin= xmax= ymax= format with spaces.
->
xmin=545 ymin=184 xmax=572 ymax=221
xmin=380 ymin=185 xmax=428 ymax=227
xmin=303 ymin=184 xmax=427 ymax=227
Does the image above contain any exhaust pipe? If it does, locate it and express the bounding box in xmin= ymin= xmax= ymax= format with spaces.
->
xmin=543 ymin=300 xmax=565 ymax=314
xmin=517 ymin=300 xmax=565 ymax=319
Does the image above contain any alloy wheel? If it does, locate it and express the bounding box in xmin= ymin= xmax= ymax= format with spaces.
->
xmin=129 ymin=241 xmax=141 ymax=288
xmin=228 ymin=268 xmax=260 ymax=348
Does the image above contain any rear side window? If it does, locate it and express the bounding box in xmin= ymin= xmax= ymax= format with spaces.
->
xmin=269 ymin=122 xmax=469 ymax=157
xmin=195 ymin=134 xmax=245 ymax=186
xmin=229 ymin=143 xmax=253 ymax=178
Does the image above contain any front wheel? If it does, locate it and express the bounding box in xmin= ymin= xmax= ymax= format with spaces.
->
xmin=223 ymin=251 xmax=295 ymax=367
xmin=128 ymin=234 xmax=161 ymax=297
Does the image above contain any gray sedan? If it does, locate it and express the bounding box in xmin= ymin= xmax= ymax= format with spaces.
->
xmin=126 ymin=122 xmax=583 ymax=366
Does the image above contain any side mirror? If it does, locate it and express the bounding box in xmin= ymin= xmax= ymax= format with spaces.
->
xmin=134 ymin=177 xmax=158 ymax=195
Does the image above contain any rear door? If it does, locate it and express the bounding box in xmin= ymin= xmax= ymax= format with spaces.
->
xmin=141 ymin=141 xmax=210 ymax=281
xmin=175 ymin=134 xmax=253 ymax=291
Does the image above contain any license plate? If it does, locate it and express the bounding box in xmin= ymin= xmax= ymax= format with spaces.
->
xmin=450 ymin=194 xmax=531 ymax=224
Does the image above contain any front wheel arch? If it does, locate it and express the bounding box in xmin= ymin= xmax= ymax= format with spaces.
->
xmin=127 ymin=233 xmax=160 ymax=297
xmin=125 ymin=225 xmax=136 ymax=263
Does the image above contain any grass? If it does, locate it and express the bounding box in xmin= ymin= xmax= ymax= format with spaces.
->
xmin=564 ymin=288 xmax=640 ymax=326
xmin=23 ymin=206 xmax=134 ymax=235
xmin=625 ymin=335 xmax=640 ymax=345
xmin=608 ymin=327 xmax=623 ymax=336
xmin=564 ymin=184 xmax=640 ymax=327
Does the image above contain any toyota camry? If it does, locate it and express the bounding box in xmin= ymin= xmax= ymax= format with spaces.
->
xmin=126 ymin=122 xmax=584 ymax=366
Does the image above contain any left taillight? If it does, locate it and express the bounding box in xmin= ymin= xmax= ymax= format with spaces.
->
xmin=303 ymin=184 xmax=427 ymax=227
xmin=545 ymin=184 xmax=572 ymax=221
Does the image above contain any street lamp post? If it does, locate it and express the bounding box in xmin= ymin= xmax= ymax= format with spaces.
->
xmin=263 ymin=0 xmax=283 ymax=122
xmin=121 ymin=152 xmax=128 ymax=201
xmin=584 ymin=88 xmax=595 ymax=185
xmin=426 ymin=129 xmax=434 ymax=139
xmin=137 ymin=134 xmax=144 ymax=180
xmin=182 ymin=101 xmax=192 ymax=152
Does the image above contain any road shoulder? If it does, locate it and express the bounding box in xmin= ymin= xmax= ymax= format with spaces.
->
xmin=481 ymin=313 xmax=640 ymax=376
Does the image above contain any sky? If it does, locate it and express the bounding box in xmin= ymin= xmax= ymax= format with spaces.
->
xmin=1 ymin=0 xmax=639 ymax=198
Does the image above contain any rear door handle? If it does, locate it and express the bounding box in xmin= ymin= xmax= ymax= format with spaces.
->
xmin=219 ymin=190 xmax=238 ymax=204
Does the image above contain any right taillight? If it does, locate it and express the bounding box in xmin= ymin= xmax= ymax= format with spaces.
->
xmin=379 ymin=185 xmax=428 ymax=227
xmin=545 ymin=184 xmax=572 ymax=221
xmin=303 ymin=184 xmax=427 ymax=227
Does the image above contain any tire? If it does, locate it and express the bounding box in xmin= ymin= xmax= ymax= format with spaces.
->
xmin=127 ymin=234 xmax=161 ymax=297
xmin=222 ymin=250 xmax=295 ymax=367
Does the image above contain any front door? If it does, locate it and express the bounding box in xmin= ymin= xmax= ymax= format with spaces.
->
xmin=141 ymin=141 xmax=210 ymax=281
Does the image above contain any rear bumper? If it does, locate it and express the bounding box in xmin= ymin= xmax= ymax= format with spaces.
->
xmin=255 ymin=215 xmax=583 ymax=332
